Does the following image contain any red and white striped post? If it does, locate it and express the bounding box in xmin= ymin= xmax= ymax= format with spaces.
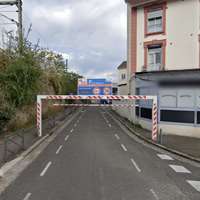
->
xmin=152 ymin=97 xmax=158 ymax=142
xmin=37 ymin=96 xmax=42 ymax=137
xmin=36 ymin=95 xmax=158 ymax=141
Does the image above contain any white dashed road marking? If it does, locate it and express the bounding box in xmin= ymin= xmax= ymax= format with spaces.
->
xmin=108 ymin=124 xmax=112 ymax=127
xmin=23 ymin=193 xmax=32 ymax=200
xmin=150 ymin=189 xmax=159 ymax=200
xmin=70 ymin=129 xmax=74 ymax=133
xmin=187 ymin=180 xmax=200 ymax=192
xmin=131 ymin=158 xmax=141 ymax=173
xmin=114 ymin=134 xmax=120 ymax=140
xmin=157 ymin=154 xmax=174 ymax=160
xmin=121 ymin=144 xmax=128 ymax=152
xmin=74 ymin=123 xmax=77 ymax=127
xmin=169 ymin=165 xmax=191 ymax=173
xmin=65 ymin=135 xmax=69 ymax=141
xmin=56 ymin=145 xmax=63 ymax=154
xmin=40 ymin=162 xmax=52 ymax=177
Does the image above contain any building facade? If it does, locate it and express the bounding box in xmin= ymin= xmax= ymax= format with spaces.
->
xmin=125 ymin=0 xmax=200 ymax=137
xmin=117 ymin=61 xmax=128 ymax=95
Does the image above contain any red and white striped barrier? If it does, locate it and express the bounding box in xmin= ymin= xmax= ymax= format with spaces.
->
xmin=53 ymin=104 xmax=135 ymax=108
xmin=36 ymin=95 xmax=158 ymax=141
xmin=45 ymin=95 xmax=148 ymax=100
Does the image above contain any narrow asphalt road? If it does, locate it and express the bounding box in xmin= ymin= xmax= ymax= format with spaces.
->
xmin=1 ymin=107 xmax=200 ymax=200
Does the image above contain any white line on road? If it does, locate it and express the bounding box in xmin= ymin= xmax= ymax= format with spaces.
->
xmin=40 ymin=161 xmax=52 ymax=177
xmin=23 ymin=193 xmax=32 ymax=200
xmin=56 ymin=145 xmax=63 ymax=154
xmin=74 ymin=123 xmax=77 ymax=127
xmin=150 ymin=189 xmax=159 ymax=200
xmin=187 ymin=180 xmax=200 ymax=192
xmin=121 ymin=144 xmax=128 ymax=152
xmin=108 ymin=124 xmax=112 ymax=127
xmin=157 ymin=154 xmax=174 ymax=160
xmin=131 ymin=158 xmax=141 ymax=173
xmin=169 ymin=165 xmax=191 ymax=173
xmin=65 ymin=135 xmax=69 ymax=141
xmin=114 ymin=134 xmax=120 ymax=140
xmin=70 ymin=129 xmax=74 ymax=133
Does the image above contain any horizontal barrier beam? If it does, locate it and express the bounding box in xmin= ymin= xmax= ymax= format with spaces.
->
xmin=53 ymin=104 xmax=135 ymax=108
xmin=37 ymin=95 xmax=156 ymax=100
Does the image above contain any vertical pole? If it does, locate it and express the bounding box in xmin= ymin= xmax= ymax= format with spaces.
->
xmin=17 ymin=0 xmax=23 ymax=54
xmin=37 ymin=96 xmax=42 ymax=137
xmin=152 ymin=97 xmax=158 ymax=141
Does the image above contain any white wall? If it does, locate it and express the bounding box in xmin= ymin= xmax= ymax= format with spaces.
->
xmin=127 ymin=4 xmax=132 ymax=82
xmin=118 ymin=68 xmax=127 ymax=86
xmin=136 ymin=0 xmax=199 ymax=72
xmin=166 ymin=0 xmax=199 ymax=70
xmin=138 ymin=119 xmax=200 ymax=138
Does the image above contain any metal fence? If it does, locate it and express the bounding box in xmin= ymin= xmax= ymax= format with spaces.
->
xmin=0 ymin=108 xmax=77 ymax=166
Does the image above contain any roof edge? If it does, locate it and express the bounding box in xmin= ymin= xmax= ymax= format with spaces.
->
xmin=125 ymin=0 xmax=164 ymax=7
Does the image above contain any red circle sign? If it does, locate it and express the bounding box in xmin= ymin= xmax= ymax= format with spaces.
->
xmin=103 ymin=88 xmax=111 ymax=95
xmin=93 ymin=88 xmax=100 ymax=95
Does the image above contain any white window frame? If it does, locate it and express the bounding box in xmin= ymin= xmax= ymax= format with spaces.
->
xmin=148 ymin=45 xmax=162 ymax=71
xmin=147 ymin=9 xmax=163 ymax=34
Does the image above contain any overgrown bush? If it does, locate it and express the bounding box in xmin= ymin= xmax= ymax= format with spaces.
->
xmin=0 ymin=55 xmax=42 ymax=107
xmin=0 ymin=35 xmax=81 ymax=133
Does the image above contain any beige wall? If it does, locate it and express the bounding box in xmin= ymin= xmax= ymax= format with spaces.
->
xmin=136 ymin=0 xmax=199 ymax=72
xmin=118 ymin=85 xmax=128 ymax=95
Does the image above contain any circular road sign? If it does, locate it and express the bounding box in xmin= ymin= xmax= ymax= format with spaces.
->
xmin=103 ymin=87 xmax=111 ymax=95
xmin=93 ymin=87 xmax=100 ymax=95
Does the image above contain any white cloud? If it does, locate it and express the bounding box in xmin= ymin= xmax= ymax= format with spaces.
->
xmin=1 ymin=0 xmax=127 ymax=81
xmin=32 ymin=6 xmax=72 ymax=25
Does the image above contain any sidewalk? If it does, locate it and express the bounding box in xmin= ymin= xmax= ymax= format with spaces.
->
xmin=111 ymin=110 xmax=200 ymax=160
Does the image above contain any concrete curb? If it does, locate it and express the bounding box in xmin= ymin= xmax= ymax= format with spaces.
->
xmin=0 ymin=109 xmax=80 ymax=179
xmin=110 ymin=110 xmax=200 ymax=164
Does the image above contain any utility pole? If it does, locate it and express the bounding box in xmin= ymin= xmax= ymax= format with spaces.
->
xmin=16 ymin=0 xmax=23 ymax=54
xmin=0 ymin=0 xmax=23 ymax=54
xmin=1 ymin=29 xmax=5 ymax=48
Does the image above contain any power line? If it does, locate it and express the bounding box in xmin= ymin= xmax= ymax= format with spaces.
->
xmin=0 ymin=10 xmax=17 ymax=12
xmin=0 ymin=22 xmax=15 ymax=25
xmin=0 ymin=12 xmax=18 ymax=25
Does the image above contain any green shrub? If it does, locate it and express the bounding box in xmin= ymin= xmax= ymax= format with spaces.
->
xmin=0 ymin=55 xmax=42 ymax=107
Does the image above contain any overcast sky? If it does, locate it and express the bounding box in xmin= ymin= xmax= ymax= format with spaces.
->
xmin=0 ymin=0 xmax=127 ymax=81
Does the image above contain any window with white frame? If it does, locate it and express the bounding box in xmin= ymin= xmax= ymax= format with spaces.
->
xmin=148 ymin=45 xmax=162 ymax=71
xmin=147 ymin=9 xmax=163 ymax=34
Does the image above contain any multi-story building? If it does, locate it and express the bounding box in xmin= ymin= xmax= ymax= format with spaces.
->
xmin=125 ymin=0 xmax=200 ymax=137
xmin=117 ymin=61 xmax=128 ymax=95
